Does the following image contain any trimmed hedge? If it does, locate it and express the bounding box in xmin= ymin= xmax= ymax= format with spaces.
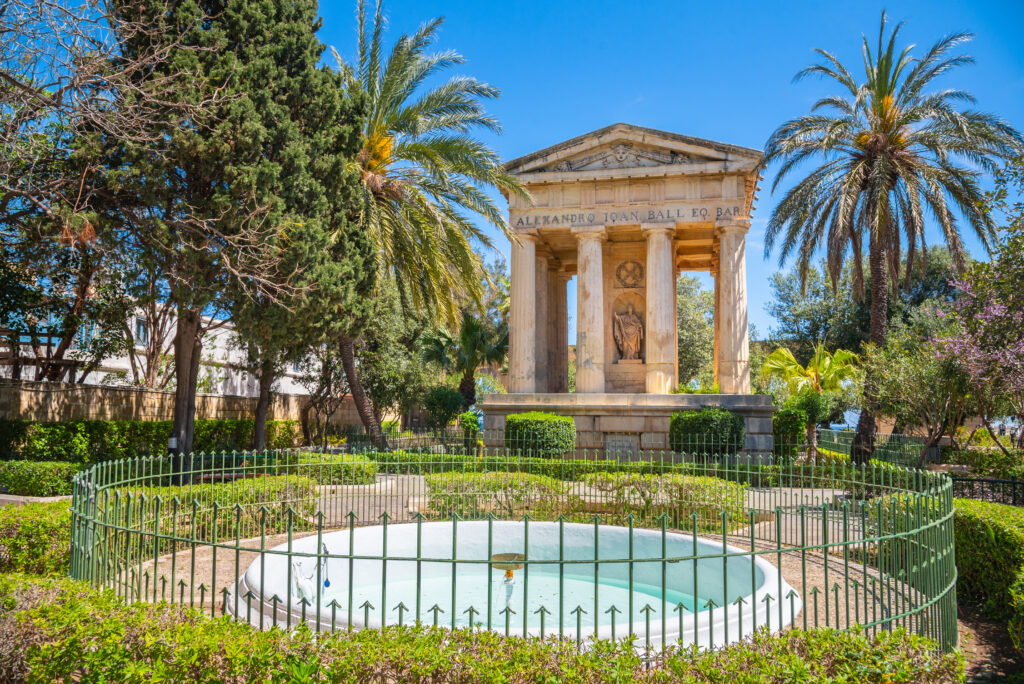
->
xmin=772 ymin=406 xmax=806 ymax=459
xmin=945 ymin=447 xmax=1024 ymax=479
xmin=669 ymin=408 xmax=746 ymax=456
xmin=285 ymin=453 xmax=377 ymax=485
xmin=0 ymin=461 xmax=81 ymax=497
xmin=954 ymin=498 xmax=1024 ymax=651
xmin=425 ymin=471 xmax=577 ymax=519
xmin=0 ymin=574 xmax=965 ymax=682
xmin=0 ymin=502 xmax=70 ymax=575
xmin=365 ymin=450 xmax=667 ymax=479
xmin=503 ymin=411 xmax=576 ymax=457
xmin=581 ymin=472 xmax=748 ymax=531
xmin=0 ymin=418 xmax=303 ymax=463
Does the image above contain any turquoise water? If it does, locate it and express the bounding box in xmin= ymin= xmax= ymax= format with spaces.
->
xmin=324 ymin=569 xmax=697 ymax=631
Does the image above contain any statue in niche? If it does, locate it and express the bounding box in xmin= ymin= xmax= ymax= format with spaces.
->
xmin=613 ymin=305 xmax=644 ymax=361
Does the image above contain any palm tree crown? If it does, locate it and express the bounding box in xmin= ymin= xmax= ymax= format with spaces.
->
xmin=761 ymin=345 xmax=859 ymax=396
xmin=423 ymin=309 xmax=508 ymax=408
xmin=334 ymin=0 xmax=527 ymax=323
xmin=763 ymin=13 xmax=1022 ymax=302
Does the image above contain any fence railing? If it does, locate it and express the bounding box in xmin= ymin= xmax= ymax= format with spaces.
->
xmin=817 ymin=429 xmax=926 ymax=469
xmin=950 ymin=475 xmax=1024 ymax=507
xmin=69 ymin=443 xmax=958 ymax=653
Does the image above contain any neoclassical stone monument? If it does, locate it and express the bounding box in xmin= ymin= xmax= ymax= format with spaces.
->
xmin=479 ymin=124 xmax=774 ymax=453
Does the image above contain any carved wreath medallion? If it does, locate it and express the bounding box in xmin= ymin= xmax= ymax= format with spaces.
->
xmin=615 ymin=260 xmax=644 ymax=288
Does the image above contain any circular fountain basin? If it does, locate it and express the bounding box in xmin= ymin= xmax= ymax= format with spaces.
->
xmin=232 ymin=521 xmax=800 ymax=648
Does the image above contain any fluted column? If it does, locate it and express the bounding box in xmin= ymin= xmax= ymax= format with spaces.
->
xmin=509 ymin=233 xmax=537 ymax=393
xmin=643 ymin=224 xmax=677 ymax=393
xmin=534 ymin=254 xmax=550 ymax=391
xmin=716 ymin=219 xmax=751 ymax=394
xmin=574 ymin=227 xmax=606 ymax=393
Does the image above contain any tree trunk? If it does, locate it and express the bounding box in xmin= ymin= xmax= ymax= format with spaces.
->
xmin=806 ymin=423 xmax=818 ymax=460
xmin=852 ymin=232 xmax=888 ymax=465
xmin=458 ymin=372 xmax=476 ymax=410
xmin=253 ymin=359 xmax=275 ymax=451
xmin=339 ymin=335 xmax=386 ymax=448
xmin=981 ymin=416 xmax=1014 ymax=459
xmin=171 ymin=309 xmax=202 ymax=483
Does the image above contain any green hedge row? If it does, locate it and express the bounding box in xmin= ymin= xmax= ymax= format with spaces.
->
xmin=503 ymin=411 xmax=576 ymax=457
xmin=954 ymin=498 xmax=1024 ymax=652
xmin=0 ymin=574 xmax=964 ymax=682
xmin=0 ymin=418 xmax=302 ymax=463
xmin=283 ymin=452 xmax=377 ymax=485
xmin=0 ymin=461 xmax=81 ymax=497
xmin=669 ymin=408 xmax=746 ymax=456
xmin=0 ymin=502 xmax=70 ymax=575
xmin=945 ymin=448 xmax=1024 ymax=479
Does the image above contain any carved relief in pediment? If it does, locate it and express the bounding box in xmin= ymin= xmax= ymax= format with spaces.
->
xmin=538 ymin=143 xmax=706 ymax=172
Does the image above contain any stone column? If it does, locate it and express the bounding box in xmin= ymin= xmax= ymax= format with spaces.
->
xmin=534 ymin=254 xmax=550 ymax=392
xmin=574 ymin=227 xmax=606 ymax=393
xmin=548 ymin=271 xmax=569 ymax=392
xmin=712 ymin=267 xmax=720 ymax=388
xmin=716 ymin=219 xmax=751 ymax=394
xmin=643 ymin=224 xmax=677 ymax=393
xmin=508 ymin=233 xmax=537 ymax=393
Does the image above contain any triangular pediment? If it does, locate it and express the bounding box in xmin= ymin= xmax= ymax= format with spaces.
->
xmin=504 ymin=123 xmax=762 ymax=175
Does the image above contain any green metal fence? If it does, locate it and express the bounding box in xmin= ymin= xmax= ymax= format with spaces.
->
xmin=69 ymin=440 xmax=958 ymax=653
xmin=817 ymin=429 xmax=926 ymax=468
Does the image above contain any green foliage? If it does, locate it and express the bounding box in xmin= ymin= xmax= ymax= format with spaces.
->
xmin=0 ymin=419 xmax=302 ymax=462
xmin=0 ymin=461 xmax=81 ymax=497
xmin=113 ymin=475 xmax=319 ymax=546
xmin=458 ymin=411 xmax=480 ymax=452
xmin=581 ymin=473 xmax=747 ymax=531
xmin=0 ymin=503 xmax=71 ymax=575
xmin=422 ymin=386 xmax=464 ymax=429
xmin=676 ymin=275 xmax=715 ymax=388
xmin=772 ymin=406 xmax=807 ymax=459
xmin=954 ymin=498 xmax=1024 ymax=651
xmin=945 ymin=448 xmax=1024 ymax=478
xmin=363 ymin=450 xmax=665 ymax=479
xmin=425 ymin=471 xmax=577 ymax=519
xmin=283 ymin=453 xmax=377 ymax=485
xmin=503 ymin=412 xmax=576 ymax=458
xmin=0 ymin=574 xmax=964 ymax=682
xmin=669 ymin=408 xmax=746 ymax=456
xmin=423 ymin=309 xmax=508 ymax=408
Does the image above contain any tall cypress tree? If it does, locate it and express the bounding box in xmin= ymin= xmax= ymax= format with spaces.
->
xmin=115 ymin=0 xmax=371 ymax=455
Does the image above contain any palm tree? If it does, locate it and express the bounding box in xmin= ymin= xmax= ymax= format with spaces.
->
xmin=423 ymin=310 xmax=508 ymax=409
xmin=332 ymin=0 xmax=526 ymax=438
xmin=761 ymin=345 xmax=859 ymax=456
xmin=762 ymin=12 xmax=1023 ymax=462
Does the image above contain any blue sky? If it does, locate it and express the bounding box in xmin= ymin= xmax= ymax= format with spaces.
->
xmin=317 ymin=0 xmax=1024 ymax=340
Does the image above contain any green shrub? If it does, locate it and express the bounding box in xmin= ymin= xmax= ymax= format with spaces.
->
xmin=669 ymin=408 xmax=746 ymax=456
xmin=0 ymin=461 xmax=81 ymax=497
xmin=0 ymin=418 xmax=305 ymax=463
xmin=425 ymin=471 xmax=579 ymax=519
xmin=458 ymin=410 xmax=480 ymax=452
xmin=0 ymin=574 xmax=965 ymax=683
xmin=946 ymin=448 xmax=1024 ymax=478
xmin=284 ymin=453 xmax=377 ymax=485
xmin=581 ymin=472 xmax=747 ymax=530
xmin=772 ymin=406 xmax=806 ymax=459
xmin=422 ymin=386 xmax=464 ymax=429
xmin=366 ymin=450 xmax=668 ymax=479
xmin=111 ymin=475 xmax=319 ymax=549
xmin=503 ymin=411 xmax=576 ymax=457
xmin=0 ymin=502 xmax=71 ymax=574
xmin=954 ymin=498 xmax=1024 ymax=651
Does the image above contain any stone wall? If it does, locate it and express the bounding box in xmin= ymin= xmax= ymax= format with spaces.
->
xmin=0 ymin=379 xmax=362 ymax=426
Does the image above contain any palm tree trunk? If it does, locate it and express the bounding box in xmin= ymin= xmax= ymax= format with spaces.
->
xmin=339 ymin=335 xmax=387 ymax=448
xmin=852 ymin=233 xmax=888 ymax=465
xmin=458 ymin=372 xmax=476 ymax=410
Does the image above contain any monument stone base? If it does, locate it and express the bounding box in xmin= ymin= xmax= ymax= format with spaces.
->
xmin=477 ymin=393 xmax=776 ymax=457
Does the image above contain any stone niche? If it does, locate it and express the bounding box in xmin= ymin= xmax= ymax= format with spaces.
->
xmin=604 ymin=244 xmax=647 ymax=393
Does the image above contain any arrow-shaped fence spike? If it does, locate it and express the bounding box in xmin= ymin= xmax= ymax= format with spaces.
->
xmin=395 ymin=602 xmax=410 ymax=626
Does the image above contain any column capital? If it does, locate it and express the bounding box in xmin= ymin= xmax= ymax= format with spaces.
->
xmin=714 ymin=217 xmax=751 ymax=235
xmin=641 ymin=222 xmax=674 ymax=236
xmin=512 ymin=229 xmax=539 ymax=243
xmin=572 ymin=226 xmax=607 ymax=241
